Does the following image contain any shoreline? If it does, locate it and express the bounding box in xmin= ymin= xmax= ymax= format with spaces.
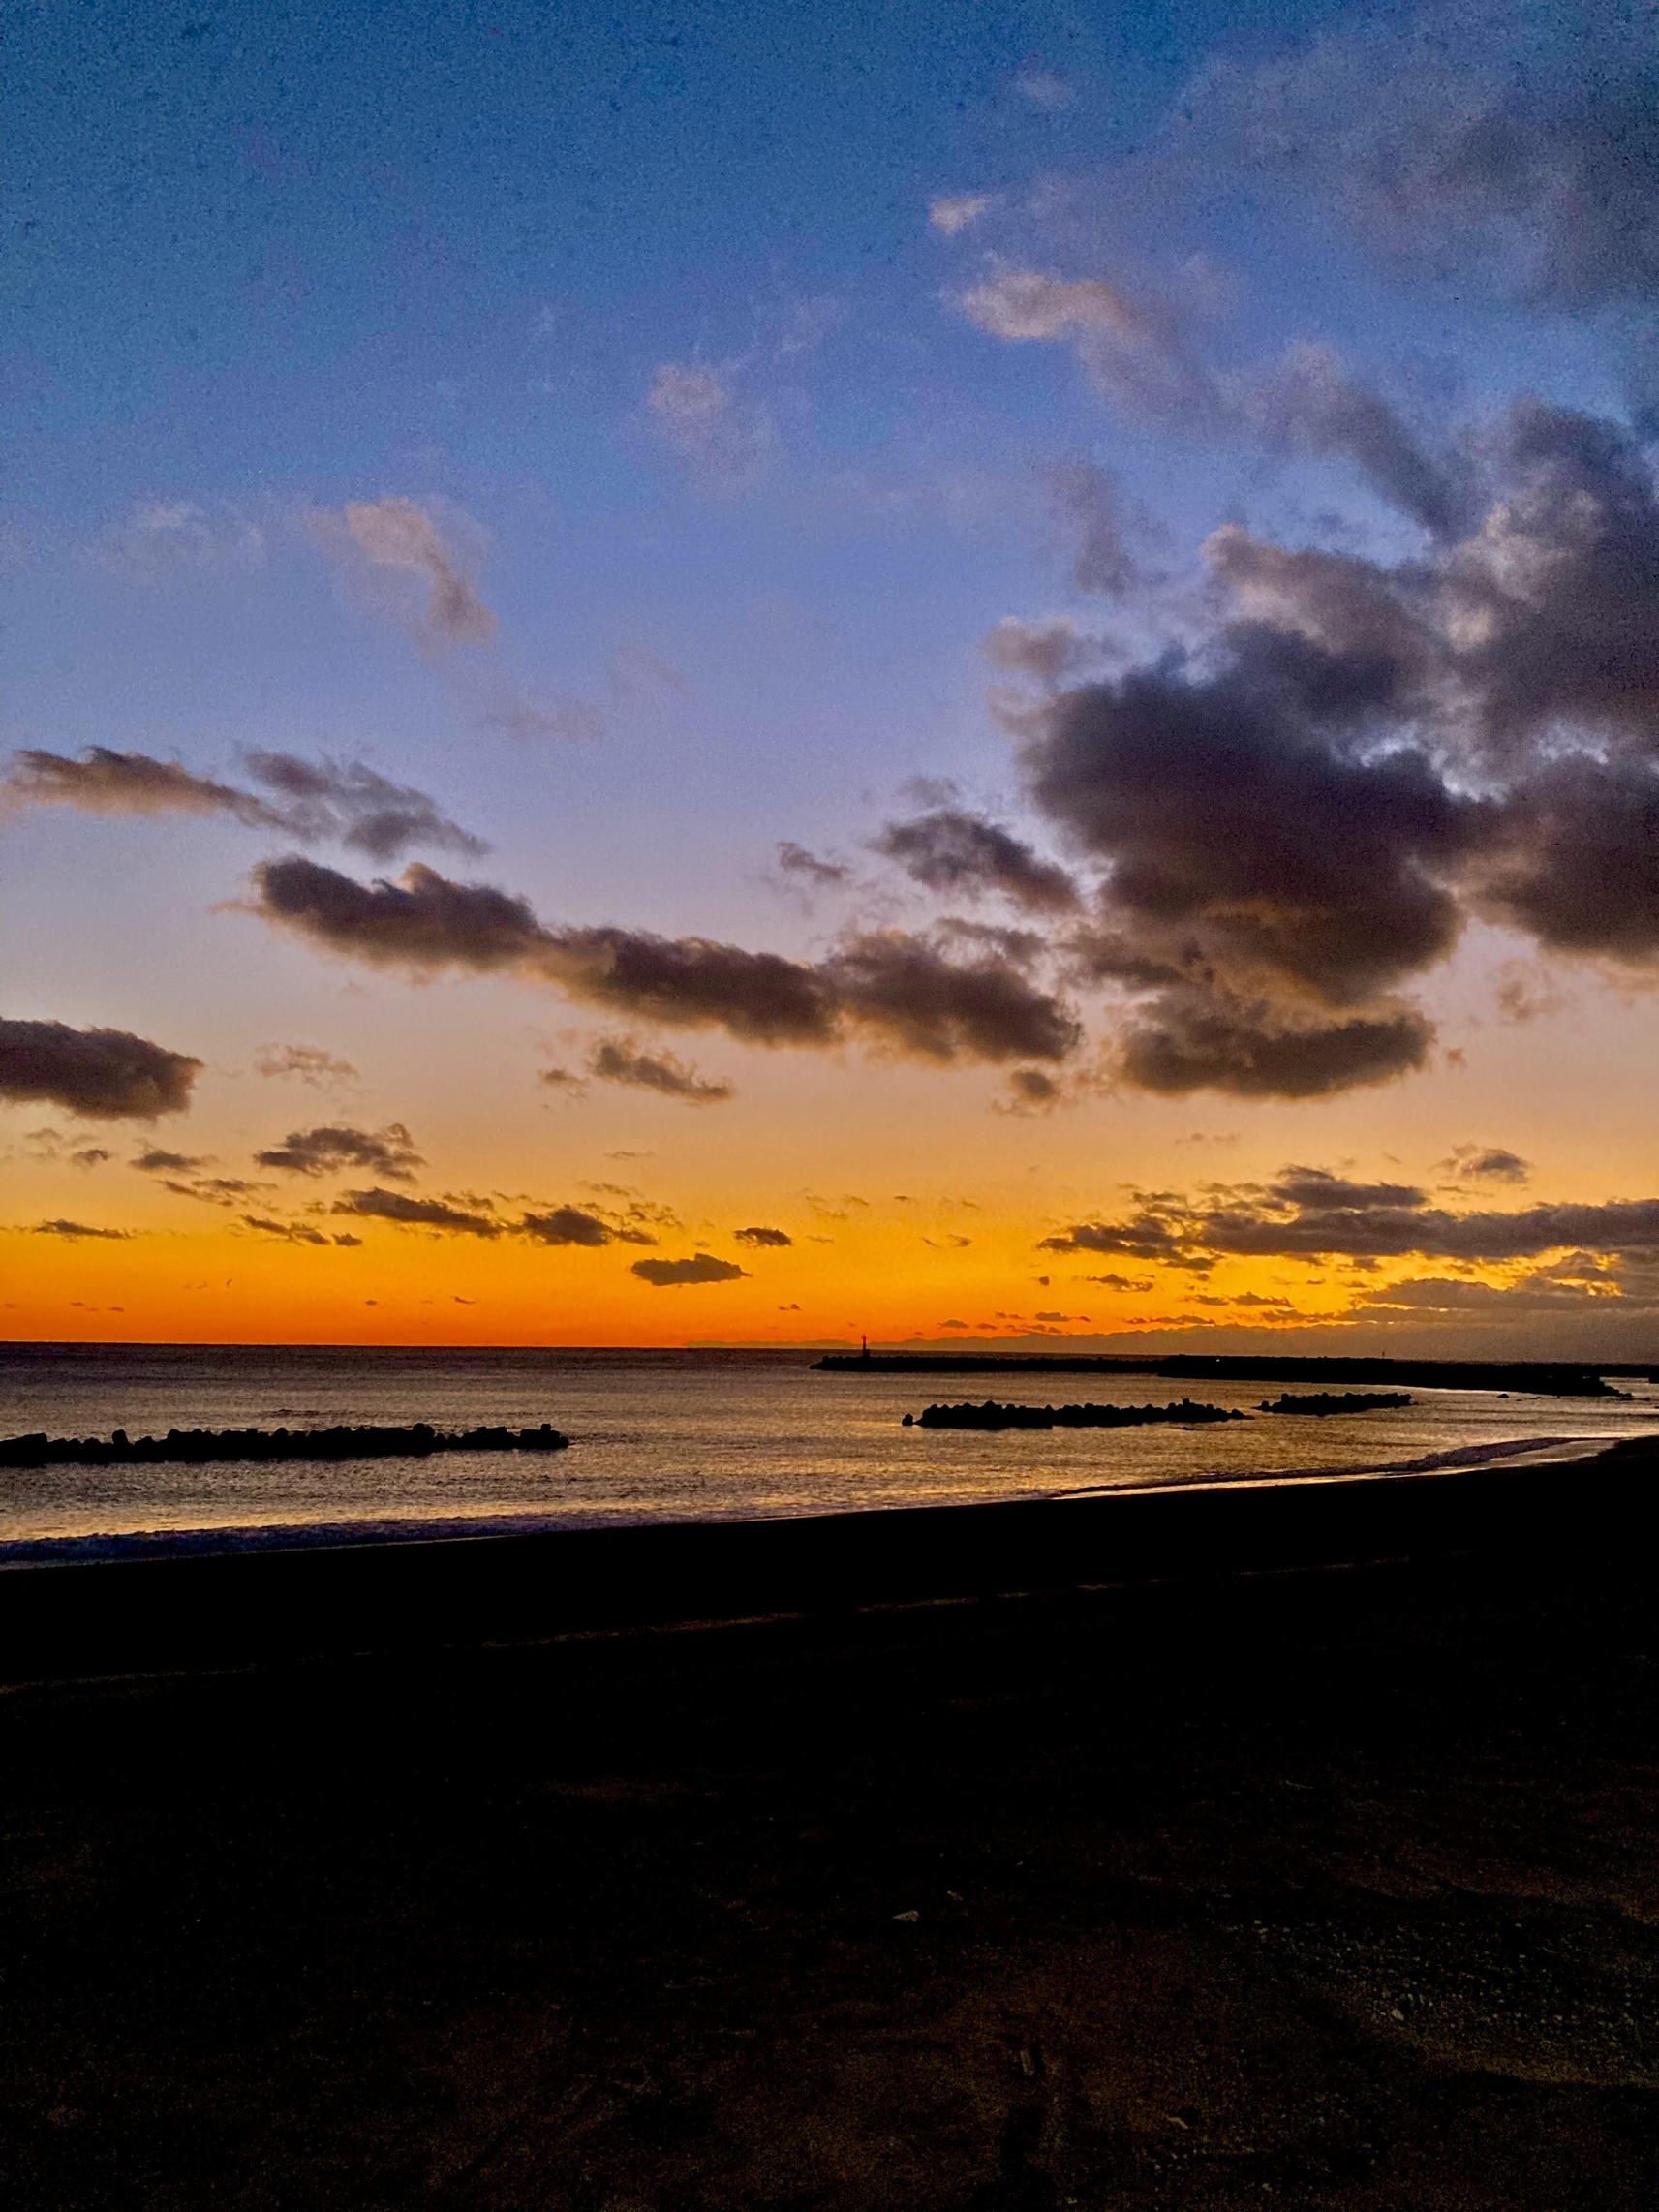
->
xmin=3 ymin=1435 xmax=1653 ymax=1688
xmin=0 ymin=1428 xmax=1617 ymax=1573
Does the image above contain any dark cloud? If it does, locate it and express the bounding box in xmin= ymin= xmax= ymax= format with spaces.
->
xmin=71 ymin=1148 xmax=111 ymax=1169
xmin=1001 ymin=1066 xmax=1061 ymax=1111
xmin=1269 ymin=1167 xmax=1429 ymax=1213
xmin=823 ymin=932 xmax=1079 ymax=1061
xmin=248 ymin=859 xmax=1079 ymax=1065
xmin=4 ymin=747 xmax=483 ymax=862
xmin=240 ymin=1214 xmax=331 ymax=1244
xmin=1350 ymin=1274 xmax=1642 ymax=1317
xmin=1043 ymin=1164 xmax=1659 ymax=1269
xmin=549 ymin=924 xmax=838 ymax=1043
xmin=332 ymin=1188 xmax=501 ymax=1237
xmin=31 ymin=1218 xmax=132 ymax=1240
xmin=133 ymin=1148 xmax=206 ymax=1174
xmin=734 ymin=1226 xmax=792 ymax=1247
xmin=1441 ymin=1145 xmax=1531 ymax=1187
xmin=631 ymin=1254 xmax=750 ymax=1286
xmin=242 ymin=392 xmax=1659 ymax=1111
xmin=873 ymin=810 xmax=1081 ymax=914
xmin=1474 ymin=756 xmax=1659 ymax=960
xmin=1082 ymin=1273 xmax=1154 ymax=1292
xmin=1443 ymin=404 xmax=1659 ymax=765
xmin=0 ymin=1017 xmax=200 ymax=1120
xmin=251 ymin=857 xmax=547 ymax=971
xmin=4 ymin=748 xmax=281 ymax=827
xmin=986 ymin=397 xmax=1659 ymax=1095
xmin=255 ymin=1123 xmax=422 ymax=1182
xmin=1116 ymin=990 xmax=1435 ymax=1099
xmin=589 ymin=1039 xmax=735 ymax=1104
xmin=252 ymin=1042 xmax=358 ymax=1086
xmin=1029 ymin=646 xmax=1470 ymax=1007
xmin=519 ymin=1206 xmax=655 ymax=1248
xmin=1039 ymin=1214 xmax=1190 ymax=1262
xmin=166 ymin=1177 xmax=270 ymax=1207
xmin=319 ymin=1185 xmax=660 ymax=1248
xmin=1416 ymin=78 xmax=1659 ymax=312
xmin=1217 ymin=41 xmax=1659 ymax=314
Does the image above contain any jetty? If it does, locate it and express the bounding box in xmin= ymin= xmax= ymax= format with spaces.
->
xmin=815 ymin=1352 xmax=1645 ymax=1396
xmin=0 ymin=1421 xmax=569 ymax=1470
xmin=904 ymin=1398 xmax=1246 ymax=1430
xmin=1259 ymin=1391 xmax=1413 ymax=1415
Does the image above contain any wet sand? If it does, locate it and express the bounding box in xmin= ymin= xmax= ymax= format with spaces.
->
xmin=2 ymin=1449 xmax=1656 ymax=2207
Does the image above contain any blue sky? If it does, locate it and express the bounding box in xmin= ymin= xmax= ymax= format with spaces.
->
xmin=7 ymin=0 xmax=1659 ymax=1350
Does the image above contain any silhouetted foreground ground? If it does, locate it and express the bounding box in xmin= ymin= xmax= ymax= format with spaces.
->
xmin=3 ymin=1477 xmax=1657 ymax=2207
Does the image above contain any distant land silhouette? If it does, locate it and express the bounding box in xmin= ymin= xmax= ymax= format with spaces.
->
xmin=814 ymin=1353 xmax=1653 ymax=1397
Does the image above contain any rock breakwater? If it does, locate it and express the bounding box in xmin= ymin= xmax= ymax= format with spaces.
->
xmin=1259 ymin=1393 xmax=1412 ymax=1416
xmin=0 ymin=1422 xmax=570 ymax=1469
xmin=903 ymin=1399 xmax=1247 ymax=1431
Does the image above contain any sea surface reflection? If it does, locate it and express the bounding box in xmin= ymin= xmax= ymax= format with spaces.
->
xmin=3 ymin=1343 xmax=1655 ymax=1561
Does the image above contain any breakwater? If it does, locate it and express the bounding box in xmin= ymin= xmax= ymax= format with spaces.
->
xmin=1258 ymin=1392 xmax=1412 ymax=1416
xmin=0 ymin=1422 xmax=570 ymax=1470
xmin=904 ymin=1398 xmax=1246 ymax=1431
xmin=816 ymin=1353 xmax=1644 ymax=1396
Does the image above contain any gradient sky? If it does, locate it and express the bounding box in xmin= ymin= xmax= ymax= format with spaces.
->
xmin=5 ymin=0 xmax=1659 ymax=1353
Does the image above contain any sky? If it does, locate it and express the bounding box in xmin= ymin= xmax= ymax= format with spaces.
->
xmin=5 ymin=0 xmax=1659 ymax=1354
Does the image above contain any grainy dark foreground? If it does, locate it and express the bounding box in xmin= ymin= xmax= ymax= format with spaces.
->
xmin=2 ymin=1450 xmax=1656 ymax=2209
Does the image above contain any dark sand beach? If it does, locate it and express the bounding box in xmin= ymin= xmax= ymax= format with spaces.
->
xmin=3 ymin=1449 xmax=1657 ymax=2208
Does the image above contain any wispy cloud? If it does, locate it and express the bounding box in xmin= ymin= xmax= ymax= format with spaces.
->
xmin=31 ymin=1217 xmax=134 ymax=1241
xmin=4 ymin=748 xmax=484 ymax=861
xmin=314 ymin=496 xmax=497 ymax=650
xmin=252 ymin=1043 xmax=358 ymax=1088
xmin=93 ymin=499 xmax=265 ymax=579
xmin=646 ymin=364 xmax=781 ymax=492
xmin=929 ymin=193 xmax=996 ymax=235
xmin=1013 ymin=66 xmax=1073 ymax=110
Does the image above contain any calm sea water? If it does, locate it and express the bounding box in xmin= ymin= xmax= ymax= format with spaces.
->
xmin=3 ymin=1343 xmax=1657 ymax=1563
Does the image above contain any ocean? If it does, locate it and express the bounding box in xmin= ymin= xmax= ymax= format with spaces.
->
xmin=4 ymin=1342 xmax=1658 ymax=1566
